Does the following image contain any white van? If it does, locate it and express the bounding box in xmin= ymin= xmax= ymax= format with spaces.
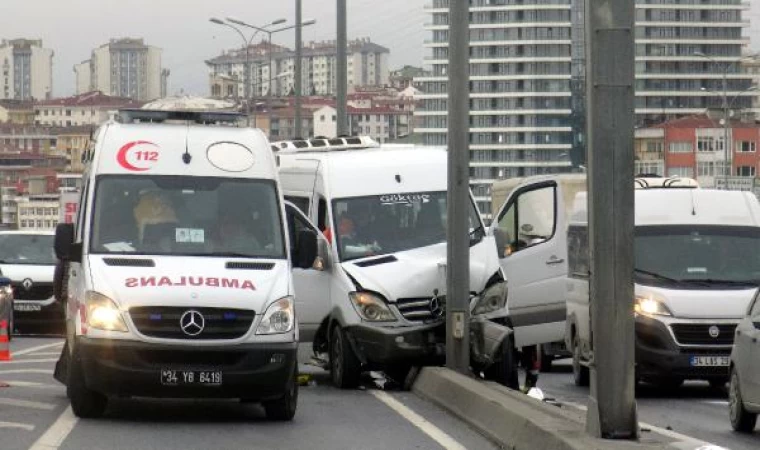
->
xmin=53 ymin=110 xmax=318 ymax=420
xmin=566 ymin=184 xmax=760 ymax=388
xmin=274 ymin=138 xmax=509 ymax=388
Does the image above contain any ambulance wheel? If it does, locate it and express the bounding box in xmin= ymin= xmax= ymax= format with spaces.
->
xmin=572 ymin=334 xmax=590 ymax=387
xmin=264 ymin=364 xmax=298 ymax=421
xmin=330 ymin=325 xmax=361 ymax=389
xmin=485 ymin=334 xmax=519 ymax=390
xmin=67 ymin=347 xmax=107 ymax=418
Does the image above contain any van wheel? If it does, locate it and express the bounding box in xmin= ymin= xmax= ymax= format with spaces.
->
xmin=264 ymin=364 xmax=298 ymax=421
xmin=572 ymin=335 xmax=589 ymax=387
xmin=539 ymin=345 xmax=553 ymax=373
xmin=485 ymin=333 xmax=519 ymax=390
xmin=730 ymin=368 xmax=757 ymax=433
xmin=67 ymin=346 xmax=107 ymax=418
xmin=330 ymin=326 xmax=361 ymax=389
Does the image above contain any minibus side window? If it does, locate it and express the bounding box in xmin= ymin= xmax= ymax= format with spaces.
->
xmin=75 ymin=181 xmax=89 ymax=242
xmin=568 ymin=225 xmax=589 ymax=279
xmin=495 ymin=184 xmax=557 ymax=256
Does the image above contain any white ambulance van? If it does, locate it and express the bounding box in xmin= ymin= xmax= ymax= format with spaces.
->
xmin=566 ymin=181 xmax=760 ymax=388
xmin=274 ymin=138 xmax=510 ymax=389
xmin=54 ymin=110 xmax=318 ymax=420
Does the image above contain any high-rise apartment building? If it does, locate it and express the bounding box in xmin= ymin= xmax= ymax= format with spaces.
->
xmin=75 ymin=38 xmax=168 ymax=101
xmin=206 ymin=38 xmax=390 ymax=99
xmin=0 ymin=39 xmax=54 ymax=101
xmin=415 ymin=0 xmax=574 ymax=217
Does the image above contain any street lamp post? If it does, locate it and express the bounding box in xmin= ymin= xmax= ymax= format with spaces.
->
xmin=210 ymin=17 xmax=287 ymax=127
xmin=226 ymin=18 xmax=317 ymax=133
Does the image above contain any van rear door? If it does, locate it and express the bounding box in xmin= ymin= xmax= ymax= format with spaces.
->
xmin=489 ymin=179 xmax=567 ymax=347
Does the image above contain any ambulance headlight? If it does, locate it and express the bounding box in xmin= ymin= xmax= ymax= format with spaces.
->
xmin=349 ymin=292 xmax=396 ymax=322
xmin=85 ymin=291 xmax=128 ymax=332
xmin=0 ymin=285 xmax=12 ymax=297
xmin=472 ymin=282 xmax=508 ymax=315
xmin=256 ymin=296 xmax=295 ymax=335
xmin=634 ymin=295 xmax=672 ymax=317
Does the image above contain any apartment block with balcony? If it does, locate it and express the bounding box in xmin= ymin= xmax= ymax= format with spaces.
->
xmin=415 ymin=0 xmax=574 ymax=217
xmin=0 ymin=39 xmax=54 ymax=101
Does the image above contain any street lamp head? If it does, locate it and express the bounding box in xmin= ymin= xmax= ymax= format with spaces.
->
xmin=271 ymin=19 xmax=287 ymax=26
xmin=302 ymin=19 xmax=317 ymax=26
xmin=226 ymin=18 xmax=247 ymax=27
xmin=209 ymin=18 xmax=225 ymax=25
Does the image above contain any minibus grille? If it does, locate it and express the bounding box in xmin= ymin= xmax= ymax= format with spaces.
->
xmin=670 ymin=323 xmax=736 ymax=346
xmin=130 ymin=307 xmax=255 ymax=340
xmin=12 ymin=282 xmax=53 ymax=301
xmin=396 ymin=296 xmax=446 ymax=322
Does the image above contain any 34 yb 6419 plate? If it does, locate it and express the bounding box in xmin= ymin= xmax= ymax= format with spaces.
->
xmin=160 ymin=369 xmax=222 ymax=386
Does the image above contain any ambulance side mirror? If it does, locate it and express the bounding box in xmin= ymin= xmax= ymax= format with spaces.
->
xmin=55 ymin=224 xmax=81 ymax=262
xmin=296 ymin=229 xmax=318 ymax=270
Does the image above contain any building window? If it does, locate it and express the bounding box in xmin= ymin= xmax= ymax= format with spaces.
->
xmin=320 ymin=115 xmax=325 ymax=122
xmin=737 ymin=166 xmax=756 ymax=177
xmin=697 ymin=137 xmax=716 ymax=152
xmin=697 ymin=161 xmax=716 ymax=177
xmin=737 ymin=141 xmax=756 ymax=153
xmin=668 ymin=141 xmax=693 ymax=153
xmin=646 ymin=141 xmax=663 ymax=154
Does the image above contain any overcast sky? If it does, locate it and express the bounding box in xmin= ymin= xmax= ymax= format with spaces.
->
xmin=2 ymin=1 xmax=759 ymax=98
xmin=0 ymin=0 xmax=427 ymax=97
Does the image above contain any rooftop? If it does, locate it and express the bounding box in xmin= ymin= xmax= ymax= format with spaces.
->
xmin=36 ymin=91 xmax=143 ymax=109
xmin=652 ymin=114 xmax=760 ymax=130
xmin=207 ymin=38 xmax=389 ymax=65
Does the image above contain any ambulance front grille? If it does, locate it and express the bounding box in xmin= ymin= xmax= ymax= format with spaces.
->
xmin=130 ymin=307 xmax=255 ymax=340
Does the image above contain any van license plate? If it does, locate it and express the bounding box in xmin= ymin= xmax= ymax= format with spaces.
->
xmin=160 ymin=370 xmax=222 ymax=386
xmin=14 ymin=303 xmax=41 ymax=312
xmin=690 ymin=356 xmax=729 ymax=367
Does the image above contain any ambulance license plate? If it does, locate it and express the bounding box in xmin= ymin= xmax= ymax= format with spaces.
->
xmin=689 ymin=356 xmax=730 ymax=367
xmin=160 ymin=370 xmax=222 ymax=386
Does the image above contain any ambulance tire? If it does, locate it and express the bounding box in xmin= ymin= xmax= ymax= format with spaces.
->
xmin=264 ymin=364 xmax=298 ymax=421
xmin=68 ymin=346 xmax=107 ymax=418
xmin=330 ymin=325 xmax=361 ymax=389
xmin=485 ymin=334 xmax=519 ymax=390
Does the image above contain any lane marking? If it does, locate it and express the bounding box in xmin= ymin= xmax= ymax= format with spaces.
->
xmin=0 ymin=369 xmax=54 ymax=375
xmin=3 ymin=380 xmax=63 ymax=390
xmin=703 ymin=400 xmax=729 ymax=406
xmin=28 ymin=406 xmax=78 ymax=450
xmin=0 ymin=397 xmax=56 ymax=410
xmin=370 ymin=390 xmax=467 ymax=450
xmin=11 ymin=342 xmax=64 ymax=358
xmin=25 ymin=352 xmax=65 ymax=357
xmin=2 ymin=359 xmax=59 ymax=365
xmin=0 ymin=420 xmax=35 ymax=431
xmin=562 ymin=401 xmax=727 ymax=450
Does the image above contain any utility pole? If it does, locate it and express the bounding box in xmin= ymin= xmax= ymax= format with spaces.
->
xmin=445 ymin=0 xmax=470 ymax=374
xmin=336 ymin=0 xmax=348 ymax=136
xmin=722 ymin=70 xmax=730 ymax=189
xmin=294 ymin=0 xmax=303 ymax=138
xmin=585 ymin=0 xmax=638 ymax=439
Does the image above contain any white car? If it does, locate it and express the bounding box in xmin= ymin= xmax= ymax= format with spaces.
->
xmin=729 ymin=290 xmax=760 ymax=432
xmin=0 ymin=231 xmax=58 ymax=333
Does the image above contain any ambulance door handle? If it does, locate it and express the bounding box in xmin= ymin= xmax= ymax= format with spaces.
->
xmin=546 ymin=257 xmax=564 ymax=266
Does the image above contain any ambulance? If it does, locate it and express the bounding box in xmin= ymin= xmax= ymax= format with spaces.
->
xmin=53 ymin=110 xmax=317 ymax=420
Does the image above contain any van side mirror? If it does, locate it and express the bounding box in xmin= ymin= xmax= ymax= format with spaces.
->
xmin=0 ymin=277 xmax=11 ymax=288
xmin=296 ymin=229 xmax=318 ymax=269
xmin=493 ymin=228 xmax=510 ymax=258
xmin=55 ymin=224 xmax=81 ymax=262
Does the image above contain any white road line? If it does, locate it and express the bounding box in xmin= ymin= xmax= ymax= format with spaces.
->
xmin=0 ymin=369 xmax=54 ymax=375
xmin=0 ymin=421 xmax=35 ymax=431
xmin=562 ymin=401 xmax=727 ymax=450
xmin=11 ymin=342 xmax=64 ymax=358
xmin=370 ymin=390 xmax=467 ymax=450
xmin=28 ymin=406 xmax=78 ymax=450
xmin=703 ymin=400 xmax=729 ymax=406
xmin=25 ymin=352 xmax=65 ymax=357
xmin=0 ymin=397 xmax=56 ymax=410
xmin=3 ymin=380 xmax=63 ymax=390
xmin=2 ymin=359 xmax=60 ymax=365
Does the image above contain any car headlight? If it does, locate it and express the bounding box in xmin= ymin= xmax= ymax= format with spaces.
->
xmin=0 ymin=285 xmax=12 ymax=297
xmin=472 ymin=282 xmax=508 ymax=315
xmin=349 ymin=292 xmax=396 ymax=322
xmin=86 ymin=291 xmax=128 ymax=332
xmin=634 ymin=295 xmax=672 ymax=317
xmin=256 ymin=296 xmax=295 ymax=335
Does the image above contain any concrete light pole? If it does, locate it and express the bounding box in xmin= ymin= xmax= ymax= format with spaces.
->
xmin=295 ymin=0 xmax=303 ymax=138
xmin=336 ymin=0 xmax=348 ymax=136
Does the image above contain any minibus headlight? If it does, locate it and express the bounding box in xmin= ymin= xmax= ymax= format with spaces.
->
xmin=472 ymin=282 xmax=508 ymax=315
xmin=0 ymin=285 xmax=12 ymax=297
xmin=349 ymin=292 xmax=396 ymax=322
xmin=256 ymin=296 xmax=295 ymax=335
xmin=86 ymin=291 xmax=128 ymax=332
xmin=634 ymin=295 xmax=672 ymax=317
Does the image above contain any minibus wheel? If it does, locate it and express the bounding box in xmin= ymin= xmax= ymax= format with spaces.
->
xmin=67 ymin=346 xmax=107 ymax=418
xmin=330 ymin=325 xmax=361 ymax=389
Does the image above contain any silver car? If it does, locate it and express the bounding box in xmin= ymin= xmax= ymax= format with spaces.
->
xmin=0 ymin=277 xmax=12 ymax=340
xmin=729 ymin=290 xmax=760 ymax=432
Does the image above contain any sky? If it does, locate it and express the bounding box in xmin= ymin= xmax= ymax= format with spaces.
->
xmin=0 ymin=0 xmax=427 ymax=97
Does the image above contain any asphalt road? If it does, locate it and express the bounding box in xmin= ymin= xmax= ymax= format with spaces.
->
xmin=539 ymin=359 xmax=760 ymax=450
xmin=1 ymin=337 xmax=498 ymax=450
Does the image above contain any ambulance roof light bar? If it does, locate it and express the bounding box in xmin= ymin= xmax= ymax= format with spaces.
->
xmin=272 ymin=136 xmax=379 ymax=153
xmin=117 ymin=109 xmax=245 ymax=126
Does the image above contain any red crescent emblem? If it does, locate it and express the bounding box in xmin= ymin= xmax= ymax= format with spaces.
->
xmin=117 ymin=141 xmax=158 ymax=171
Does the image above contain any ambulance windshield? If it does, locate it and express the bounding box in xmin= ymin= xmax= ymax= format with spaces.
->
xmin=90 ymin=175 xmax=286 ymax=259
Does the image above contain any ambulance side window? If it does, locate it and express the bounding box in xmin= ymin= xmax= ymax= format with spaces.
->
xmin=75 ymin=181 xmax=89 ymax=242
xmin=317 ymin=197 xmax=330 ymax=232
xmin=285 ymin=196 xmax=310 ymax=216
xmin=286 ymin=204 xmax=316 ymax=263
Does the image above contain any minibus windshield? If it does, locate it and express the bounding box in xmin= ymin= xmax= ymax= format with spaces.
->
xmin=90 ymin=175 xmax=286 ymax=259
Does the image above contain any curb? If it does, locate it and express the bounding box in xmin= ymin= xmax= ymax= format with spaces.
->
xmin=412 ymin=367 xmax=676 ymax=450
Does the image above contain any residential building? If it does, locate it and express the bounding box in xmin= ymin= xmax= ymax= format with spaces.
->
xmin=55 ymin=126 xmax=95 ymax=172
xmin=0 ymin=100 xmax=35 ymax=124
xmin=34 ymin=91 xmax=141 ymax=127
xmin=743 ymin=56 xmax=760 ymax=112
xmin=268 ymin=108 xmax=314 ymax=141
xmin=389 ymin=66 xmax=430 ymax=90
xmin=206 ymin=38 xmax=390 ymax=99
xmin=76 ymin=38 xmax=167 ymax=101
xmin=416 ymin=0 xmax=575 ymax=217
xmin=16 ymin=194 xmax=60 ymax=231
xmin=314 ymin=105 xmax=413 ymax=142
xmin=634 ymin=115 xmax=760 ymax=190
xmin=0 ymin=39 xmax=54 ymax=101
xmin=0 ymin=125 xmax=57 ymax=154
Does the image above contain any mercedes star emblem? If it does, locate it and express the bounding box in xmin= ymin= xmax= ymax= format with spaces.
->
xmin=708 ymin=325 xmax=720 ymax=339
xmin=429 ymin=291 xmax=445 ymax=318
xmin=180 ymin=310 xmax=205 ymax=336
xmin=22 ymin=278 xmax=33 ymax=291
